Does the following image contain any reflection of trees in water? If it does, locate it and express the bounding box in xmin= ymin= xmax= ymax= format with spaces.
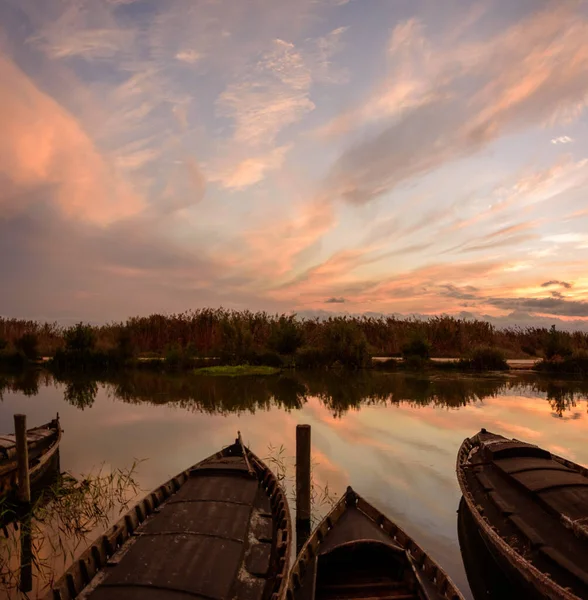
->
xmin=2 ymin=370 xmax=588 ymax=418
xmin=0 ymin=370 xmax=45 ymax=398
xmin=93 ymin=371 xmax=514 ymax=417
xmin=105 ymin=371 xmax=308 ymax=415
xmin=63 ymin=379 xmax=99 ymax=410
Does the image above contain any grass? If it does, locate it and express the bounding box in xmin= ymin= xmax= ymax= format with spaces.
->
xmin=194 ymin=365 xmax=281 ymax=376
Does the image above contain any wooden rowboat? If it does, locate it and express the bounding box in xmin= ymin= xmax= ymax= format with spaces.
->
xmin=286 ymin=486 xmax=464 ymax=600
xmin=0 ymin=415 xmax=61 ymax=497
xmin=457 ymin=429 xmax=588 ymax=600
xmin=44 ymin=433 xmax=291 ymax=600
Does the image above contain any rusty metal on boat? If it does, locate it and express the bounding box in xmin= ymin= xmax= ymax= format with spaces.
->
xmin=457 ymin=429 xmax=588 ymax=600
xmin=286 ymin=486 xmax=464 ymax=600
xmin=44 ymin=433 xmax=291 ymax=600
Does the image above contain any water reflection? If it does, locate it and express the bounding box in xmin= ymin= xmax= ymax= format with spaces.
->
xmin=1 ymin=369 xmax=587 ymax=599
xmin=41 ymin=370 xmax=588 ymax=418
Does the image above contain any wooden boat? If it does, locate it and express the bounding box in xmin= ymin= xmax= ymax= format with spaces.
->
xmin=286 ymin=486 xmax=464 ymax=600
xmin=457 ymin=428 xmax=588 ymax=600
xmin=457 ymin=496 xmax=517 ymax=600
xmin=44 ymin=433 xmax=291 ymax=600
xmin=0 ymin=415 xmax=61 ymax=497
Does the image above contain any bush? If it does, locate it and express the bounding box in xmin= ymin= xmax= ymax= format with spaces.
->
xmin=220 ymin=319 xmax=254 ymax=362
xmin=536 ymin=350 xmax=588 ymax=377
xmin=294 ymin=347 xmax=331 ymax=369
xmin=321 ymin=319 xmax=371 ymax=369
xmin=115 ymin=328 xmax=136 ymax=361
xmin=401 ymin=337 xmax=431 ymax=360
xmin=545 ymin=325 xmax=572 ymax=360
xmin=268 ymin=316 xmax=304 ymax=355
xmin=0 ymin=338 xmax=7 ymax=351
xmin=14 ymin=333 xmax=39 ymax=360
xmin=245 ymin=350 xmax=284 ymax=367
xmin=460 ymin=346 xmax=508 ymax=371
xmin=64 ymin=323 xmax=96 ymax=353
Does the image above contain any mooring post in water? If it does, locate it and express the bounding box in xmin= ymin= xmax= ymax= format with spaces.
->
xmin=14 ymin=414 xmax=31 ymax=505
xmin=296 ymin=424 xmax=311 ymax=552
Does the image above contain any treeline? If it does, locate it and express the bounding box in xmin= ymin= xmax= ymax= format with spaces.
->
xmin=1 ymin=310 xmax=588 ymax=373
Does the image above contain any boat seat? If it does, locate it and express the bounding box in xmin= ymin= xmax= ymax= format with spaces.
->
xmin=494 ymin=457 xmax=573 ymax=475
xmin=483 ymin=442 xmax=551 ymax=461
xmin=539 ymin=487 xmax=588 ymax=521
xmin=511 ymin=469 xmax=588 ymax=494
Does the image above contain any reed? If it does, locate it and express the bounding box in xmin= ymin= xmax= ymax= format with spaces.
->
xmin=2 ymin=311 xmax=588 ymax=365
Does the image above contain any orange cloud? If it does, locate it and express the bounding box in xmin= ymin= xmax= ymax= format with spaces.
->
xmin=0 ymin=55 xmax=143 ymax=225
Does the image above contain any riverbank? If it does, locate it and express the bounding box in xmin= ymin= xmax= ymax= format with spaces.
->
xmin=2 ymin=312 xmax=587 ymax=378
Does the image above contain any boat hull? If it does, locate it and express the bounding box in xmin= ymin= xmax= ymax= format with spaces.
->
xmin=0 ymin=417 xmax=61 ymax=498
xmin=45 ymin=436 xmax=291 ymax=600
xmin=456 ymin=430 xmax=588 ymax=600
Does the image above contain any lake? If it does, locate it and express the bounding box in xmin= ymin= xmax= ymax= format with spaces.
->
xmin=1 ymin=369 xmax=587 ymax=599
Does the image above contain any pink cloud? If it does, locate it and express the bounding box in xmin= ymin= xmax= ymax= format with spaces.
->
xmin=0 ymin=55 xmax=144 ymax=225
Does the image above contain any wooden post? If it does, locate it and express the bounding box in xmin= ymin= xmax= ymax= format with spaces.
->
xmin=14 ymin=414 xmax=30 ymax=505
xmin=296 ymin=424 xmax=311 ymax=552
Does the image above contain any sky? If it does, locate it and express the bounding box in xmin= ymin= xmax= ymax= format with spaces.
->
xmin=1 ymin=0 xmax=588 ymax=327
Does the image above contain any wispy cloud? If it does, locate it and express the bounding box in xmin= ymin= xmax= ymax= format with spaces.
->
xmin=325 ymin=297 xmax=346 ymax=303
xmin=541 ymin=280 xmax=572 ymax=289
xmin=551 ymin=135 xmax=573 ymax=144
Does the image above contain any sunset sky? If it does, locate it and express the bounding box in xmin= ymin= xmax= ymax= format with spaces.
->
xmin=2 ymin=0 xmax=588 ymax=326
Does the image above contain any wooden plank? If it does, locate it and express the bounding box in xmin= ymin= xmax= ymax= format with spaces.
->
xmin=512 ymin=469 xmax=588 ymax=493
xmin=494 ymin=457 xmax=572 ymax=475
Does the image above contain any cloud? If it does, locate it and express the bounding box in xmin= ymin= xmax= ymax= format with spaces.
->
xmin=541 ymin=280 xmax=572 ymax=289
xmin=551 ymin=136 xmax=573 ymax=144
xmin=0 ymin=55 xmax=143 ymax=225
xmin=486 ymin=296 xmax=588 ymax=318
xmin=325 ymin=297 xmax=346 ymax=303
xmin=217 ymin=39 xmax=314 ymax=147
xmin=209 ymin=145 xmax=291 ymax=190
xmin=322 ymin=4 xmax=588 ymax=205
xmin=175 ymin=49 xmax=202 ymax=64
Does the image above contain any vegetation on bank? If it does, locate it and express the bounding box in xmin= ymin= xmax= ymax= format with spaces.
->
xmin=1 ymin=311 xmax=588 ymax=376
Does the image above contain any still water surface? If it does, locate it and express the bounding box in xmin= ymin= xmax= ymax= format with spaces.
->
xmin=1 ymin=370 xmax=587 ymax=599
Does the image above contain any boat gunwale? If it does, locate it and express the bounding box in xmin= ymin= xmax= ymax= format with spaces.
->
xmin=284 ymin=487 xmax=465 ymax=600
xmin=44 ymin=438 xmax=292 ymax=600
xmin=456 ymin=430 xmax=588 ymax=600
xmin=0 ymin=416 xmax=61 ymax=487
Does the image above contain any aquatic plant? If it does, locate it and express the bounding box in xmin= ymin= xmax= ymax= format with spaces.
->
xmin=0 ymin=462 xmax=141 ymax=596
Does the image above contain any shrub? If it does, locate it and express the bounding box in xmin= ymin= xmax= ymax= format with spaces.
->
xmin=536 ymin=350 xmax=588 ymax=377
xmin=64 ymin=323 xmax=96 ymax=353
xmin=220 ymin=319 xmax=254 ymax=362
xmin=295 ymin=347 xmax=331 ymax=369
xmin=0 ymin=338 xmax=7 ymax=351
xmin=401 ymin=337 xmax=431 ymax=360
xmin=321 ymin=318 xmax=371 ymax=369
xmin=14 ymin=333 xmax=39 ymax=360
xmin=115 ymin=328 xmax=136 ymax=361
xmin=245 ymin=350 xmax=284 ymax=367
xmin=268 ymin=316 xmax=304 ymax=355
xmin=460 ymin=346 xmax=508 ymax=371
xmin=545 ymin=325 xmax=572 ymax=360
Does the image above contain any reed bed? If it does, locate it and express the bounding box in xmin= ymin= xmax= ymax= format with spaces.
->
xmin=2 ymin=310 xmax=588 ymax=364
